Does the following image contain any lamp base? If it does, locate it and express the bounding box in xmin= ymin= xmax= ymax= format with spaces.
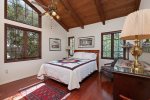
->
xmin=131 ymin=64 xmax=144 ymax=74
xmin=130 ymin=39 xmax=144 ymax=73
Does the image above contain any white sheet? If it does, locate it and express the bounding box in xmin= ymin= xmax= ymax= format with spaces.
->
xmin=37 ymin=59 xmax=97 ymax=90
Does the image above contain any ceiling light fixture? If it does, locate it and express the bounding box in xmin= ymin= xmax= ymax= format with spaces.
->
xmin=31 ymin=0 xmax=60 ymax=19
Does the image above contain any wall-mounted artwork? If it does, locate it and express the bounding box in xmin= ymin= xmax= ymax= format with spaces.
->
xmin=49 ymin=38 xmax=61 ymax=51
xmin=142 ymin=39 xmax=150 ymax=53
xmin=78 ymin=36 xmax=95 ymax=48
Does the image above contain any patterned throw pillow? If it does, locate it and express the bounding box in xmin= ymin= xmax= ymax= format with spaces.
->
xmin=58 ymin=59 xmax=80 ymax=63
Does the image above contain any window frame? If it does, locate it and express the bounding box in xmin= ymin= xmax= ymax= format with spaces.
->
xmin=4 ymin=23 xmax=42 ymax=63
xmin=4 ymin=0 xmax=42 ymax=28
xmin=68 ymin=36 xmax=75 ymax=56
xmin=101 ymin=30 xmax=126 ymax=59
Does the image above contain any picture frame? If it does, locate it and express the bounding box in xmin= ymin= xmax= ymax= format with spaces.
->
xmin=78 ymin=36 xmax=95 ymax=48
xmin=49 ymin=38 xmax=61 ymax=51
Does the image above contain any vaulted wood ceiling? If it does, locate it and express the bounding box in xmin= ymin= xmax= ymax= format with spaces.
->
xmin=35 ymin=0 xmax=141 ymax=31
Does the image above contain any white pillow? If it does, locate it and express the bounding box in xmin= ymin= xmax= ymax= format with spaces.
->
xmin=83 ymin=53 xmax=97 ymax=60
xmin=73 ymin=52 xmax=97 ymax=60
xmin=73 ymin=52 xmax=85 ymax=59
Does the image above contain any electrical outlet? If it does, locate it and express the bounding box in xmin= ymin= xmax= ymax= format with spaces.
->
xmin=5 ymin=69 xmax=8 ymax=74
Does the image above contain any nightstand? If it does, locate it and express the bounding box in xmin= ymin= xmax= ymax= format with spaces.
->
xmin=113 ymin=67 xmax=150 ymax=100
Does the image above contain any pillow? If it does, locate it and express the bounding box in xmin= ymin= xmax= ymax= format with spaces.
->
xmin=72 ymin=52 xmax=97 ymax=60
xmin=72 ymin=52 xmax=85 ymax=59
xmin=83 ymin=53 xmax=97 ymax=60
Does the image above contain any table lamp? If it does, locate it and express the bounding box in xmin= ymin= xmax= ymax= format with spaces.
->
xmin=120 ymin=9 xmax=150 ymax=73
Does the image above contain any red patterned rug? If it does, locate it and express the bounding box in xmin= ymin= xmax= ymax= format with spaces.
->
xmin=19 ymin=82 xmax=70 ymax=100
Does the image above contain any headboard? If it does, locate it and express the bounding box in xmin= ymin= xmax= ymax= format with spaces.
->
xmin=74 ymin=50 xmax=100 ymax=70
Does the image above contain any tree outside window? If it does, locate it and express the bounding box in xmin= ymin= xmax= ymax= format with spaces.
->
xmin=6 ymin=0 xmax=41 ymax=27
xmin=101 ymin=30 xmax=126 ymax=59
xmin=5 ymin=24 xmax=41 ymax=62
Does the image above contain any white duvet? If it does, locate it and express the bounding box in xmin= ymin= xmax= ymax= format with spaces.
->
xmin=37 ymin=59 xmax=97 ymax=90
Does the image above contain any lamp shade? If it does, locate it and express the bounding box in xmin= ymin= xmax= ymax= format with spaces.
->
xmin=120 ymin=9 xmax=150 ymax=40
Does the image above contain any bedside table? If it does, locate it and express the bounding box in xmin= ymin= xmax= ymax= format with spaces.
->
xmin=113 ymin=67 xmax=150 ymax=100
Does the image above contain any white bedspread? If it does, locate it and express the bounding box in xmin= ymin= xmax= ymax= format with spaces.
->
xmin=37 ymin=59 xmax=97 ymax=90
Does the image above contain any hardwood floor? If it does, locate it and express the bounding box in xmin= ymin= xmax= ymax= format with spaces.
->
xmin=0 ymin=72 xmax=113 ymax=100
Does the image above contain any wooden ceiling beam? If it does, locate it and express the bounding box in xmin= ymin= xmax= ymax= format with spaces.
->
xmin=135 ymin=0 xmax=141 ymax=10
xmin=60 ymin=0 xmax=84 ymax=29
xmin=95 ymin=0 xmax=106 ymax=25
xmin=35 ymin=0 xmax=69 ymax=32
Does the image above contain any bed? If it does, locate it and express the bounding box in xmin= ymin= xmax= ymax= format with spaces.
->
xmin=37 ymin=50 xmax=99 ymax=90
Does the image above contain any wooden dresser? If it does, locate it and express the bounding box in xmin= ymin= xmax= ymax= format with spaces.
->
xmin=113 ymin=67 xmax=150 ymax=100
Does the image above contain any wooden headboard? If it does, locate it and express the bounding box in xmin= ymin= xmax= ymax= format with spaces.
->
xmin=74 ymin=50 xmax=100 ymax=70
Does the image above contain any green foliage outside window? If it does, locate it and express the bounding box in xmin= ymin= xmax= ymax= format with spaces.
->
xmin=101 ymin=31 xmax=125 ymax=59
xmin=7 ymin=0 xmax=39 ymax=27
xmin=7 ymin=27 xmax=24 ymax=59
xmin=114 ymin=33 xmax=124 ymax=58
xmin=27 ymin=32 xmax=39 ymax=57
xmin=6 ymin=25 xmax=41 ymax=62
xmin=103 ymin=34 xmax=111 ymax=58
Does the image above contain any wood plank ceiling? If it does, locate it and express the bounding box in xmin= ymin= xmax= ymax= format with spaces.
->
xmin=35 ymin=0 xmax=141 ymax=31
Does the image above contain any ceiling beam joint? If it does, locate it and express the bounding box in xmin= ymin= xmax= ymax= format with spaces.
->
xmin=95 ymin=0 xmax=106 ymax=25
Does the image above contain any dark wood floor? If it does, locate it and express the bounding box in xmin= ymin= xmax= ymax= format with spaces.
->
xmin=0 ymin=72 xmax=113 ymax=100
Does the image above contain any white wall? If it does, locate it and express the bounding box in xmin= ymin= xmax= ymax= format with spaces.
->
xmin=0 ymin=0 xmax=67 ymax=85
xmin=67 ymin=0 xmax=150 ymax=69
xmin=67 ymin=17 xmax=125 ymax=68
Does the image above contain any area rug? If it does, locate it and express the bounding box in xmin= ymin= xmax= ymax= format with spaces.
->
xmin=19 ymin=82 xmax=70 ymax=100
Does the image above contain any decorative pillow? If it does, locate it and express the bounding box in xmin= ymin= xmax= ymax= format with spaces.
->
xmin=58 ymin=59 xmax=80 ymax=63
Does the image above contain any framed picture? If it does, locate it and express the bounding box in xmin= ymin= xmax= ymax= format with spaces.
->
xmin=78 ymin=36 xmax=95 ymax=48
xmin=142 ymin=39 xmax=150 ymax=53
xmin=49 ymin=38 xmax=61 ymax=51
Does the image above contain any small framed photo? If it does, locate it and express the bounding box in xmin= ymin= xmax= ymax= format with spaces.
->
xmin=78 ymin=36 xmax=95 ymax=48
xmin=49 ymin=38 xmax=61 ymax=51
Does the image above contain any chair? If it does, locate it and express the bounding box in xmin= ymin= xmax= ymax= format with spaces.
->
xmin=100 ymin=58 xmax=119 ymax=80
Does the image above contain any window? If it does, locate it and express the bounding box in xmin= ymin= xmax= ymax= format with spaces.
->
xmin=68 ymin=37 xmax=75 ymax=56
xmin=101 ymin=31 xmax=126 ymax=59
xmin=5 ymin=24 xmax=41 ymax=62
xmin=5 ymin=0 xmax=41 ymax=27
